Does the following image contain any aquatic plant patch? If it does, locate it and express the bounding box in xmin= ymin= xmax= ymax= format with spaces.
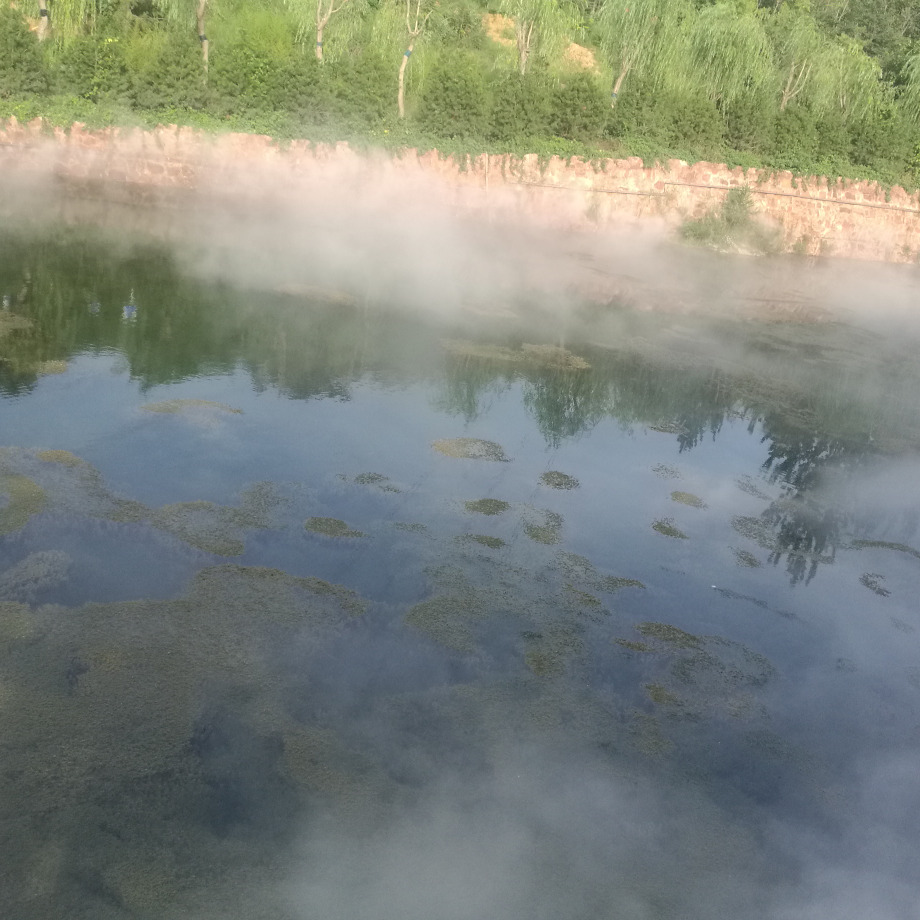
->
xmin=432 ymin=438 xmax=510 ymax=461
xmin=305 ymin=517 xmax=365 ymax=538
xmin=540 ymin=470 xmax=580 ymax=490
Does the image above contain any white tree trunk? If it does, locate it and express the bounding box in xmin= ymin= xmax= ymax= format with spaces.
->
xmin=197 ymin=0 xmax=209 ymax=74
xmin=37 ymin=0 xmax=50 ymax=41
xmin=398 ymin=43 xmax=414 ymax=119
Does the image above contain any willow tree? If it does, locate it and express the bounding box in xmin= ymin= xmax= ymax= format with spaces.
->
xmin=898 ymin=52 xmax=920 ymax=124
xmin=285 ymin=0 xmax=363 ymax=61
xmin=496 ymin=0 xmax=575 ymax=75
xmin=765 ymin=4 xmax=825 ymax=110
xmin=154 ymin=0 xmax=213 ymax=72
xmin=372 ymin=0 xmax=437 ymax=118
xmin=686 ymin=1 xmax=773 ymax=106
xmin=34 ymin=0 xmax=97 ymax=43
xmin=596 ymin=0 xmax=687 ymax=100
xmin=810 ymin=34 xmax=883 ymax=121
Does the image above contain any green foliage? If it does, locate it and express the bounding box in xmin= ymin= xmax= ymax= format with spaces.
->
xmin=769 ymin=104 xmax=819 ymax=168
xmin=681 ymin=185 xmax=781 ymax=255
xmin=1 ymin=0 xmax=919 ymax=190
xmin=127 ymin=30 xmax=205 ymax=110
xmin=550 ymin=71 xmax=608 ymax=141
xmin=722 ymin=94 xmax=776 ymax=153
xmin=488 ymin=70 xmax=552 ymax=142
xmin=55 ymin=33 xmax=132 ymax=103
xmin=419 ymin=50 xmax=490 ymax=138
xmin=0 ymin=7 xmax=49 ymax=98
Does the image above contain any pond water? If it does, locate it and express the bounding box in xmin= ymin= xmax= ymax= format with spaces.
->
xmin=1 ymin=218 xmax=919 ymax=920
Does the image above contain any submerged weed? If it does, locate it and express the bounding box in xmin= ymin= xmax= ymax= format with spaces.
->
xmin=732 ymin=548 xmax=761 ymax=568
xmin=670 ymin=491 xmax=706 ymax=509
xmin=464 ymin=498 xmax=510 ymax=515
xmin=141 ymin=399 xmax=243 ymax=415
xmin=432 ymin=438 xmax=510 ymax=462
xmin=305 ymin=517 xmax=364 ymax=539
xmin=652 ymin=518 xmax=687 ymax=539
xmin=458 ymin=534 xmax=506 ymax=549
xmin=859 ymin=572 xmax=890 ymax=597
xmin=540 ymin=470 xmax=580 ymax=490
xmin=524 ymin=510 xmax=564 ymax=545
xmin=0 ymin=474 xmax=47 ymax=534
xmin=635 ymin=622 xmax=701 ymax=649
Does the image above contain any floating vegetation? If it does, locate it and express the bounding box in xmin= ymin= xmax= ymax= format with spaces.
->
xmin=652 ymin=518 xmax=687 ymax=539
xmin=305 ymin=517 xmax=364 ymax=539
xmin=859 ymin=572 xmax=890 ymax=597
xmin=731 ymin=515 xmax=777 ymax=550
xmin=0 ymin=601 xmax=33 ymax=647
xmin=405 ymin=593 xmax=480 ymax=653
xmin=540 ymin=470 xmax=580 ymax=490
xmin=353 ymin=472 xmax=386 ymax=485
xmin=458 ymin=534 xmax=506 ymax=550
xmin=37 ymin=449 xmax=85 ymax=467
xmin=36 ymin=360 xmax=67 ymax=376
xmin=648 ymin=420 xmax=687 ymax=435
xmin=432 ymin=438 xmax=510 ymax=461
xmin=154 ymin=501 xmax=247 ymax=556
xmin=563 ymin=585 xmax=606 ymax=621
xmin=652 ymin=464 xmax=681 ymax=479
xmin=735 ymin=475 xmax=771 ymax=500
xmin=392 ymin=521 xmax=428 ymax=534
xmin=141 ymin=398 xmax=243 ymax=415
xmin=629 ymin=713 xmax=674 ymax=756
xmin=524 ymin=509 xmax=564 ymax=545
xmin=614 ymin=638 xmax=653 ymax=652
xmin=524 ymin=627 xmax=582 ymax=677
xmin=464 ymin=498 xmax=510 ymax=515
xmin=442 ymin=339 xmax=590 ymax=371
xmin=557 ymin=552 xmax=645 ymax=594
xmin=0 ymin=550 xmax=72 ymax=603
xmin=645 ymin=683 xmax=682 ymax=706
xmin=850 ymin=539 xmax=920 ymax=561
xmin=891 ymin=617 xmax=914 ymax=634
xmin=733 ymin=548 xmax=762 ymax=568
xmin=635 ymin=622 xmax=702 ymax=649
xmin=670 ymin=491 xmax=706 ymax=509
xmin=713 ymin=587 xmax=769 ymax=610
xmin=836 ymin=658 xmax=857 ymax=672
xmin=0 ymin=312 xmax=31 ymax=338
xmin=0 ymin=474 xmax=47 ymax=534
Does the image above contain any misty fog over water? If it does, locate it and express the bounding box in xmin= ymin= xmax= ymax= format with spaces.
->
xmin=1 ymin=191 xmax=919 ymax=920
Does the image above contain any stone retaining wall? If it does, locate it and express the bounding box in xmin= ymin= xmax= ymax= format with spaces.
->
xmin=2 ymin=117 xmax=919 ymax=263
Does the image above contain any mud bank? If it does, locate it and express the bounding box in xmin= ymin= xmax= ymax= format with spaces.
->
xmin=1 ymin=117 xmax=919 ymax=264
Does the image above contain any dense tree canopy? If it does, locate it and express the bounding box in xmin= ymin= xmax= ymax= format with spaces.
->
xmin=2 ymin=0 xmax=919 ymax=187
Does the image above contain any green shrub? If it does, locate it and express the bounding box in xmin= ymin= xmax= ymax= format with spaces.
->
xmin=550 ymin=71 xmax=608 ymax=141
xmin=0 ymin=7 xmax=49 ymax=98
xmin=56 ymin=33 xmax=132 ymax=104
xmin=848 ymin=107 xmax=912 ymax=181
xmin=324 ymin=51 xmax=394 ymax=128
xmin=127 ymin=30 xmax=205 ymax=111
xmin=769 ymin=105 xmax=818 ymax=169
xmin=722 ymin=94 xmax=775 ymax=154
xmin=682 ymin=186 xmax=780 ymax=254
xmin=419 ymin=50 xmax=490 ymax=138
xmin=488 ymin=70 xmax=552 ymax=142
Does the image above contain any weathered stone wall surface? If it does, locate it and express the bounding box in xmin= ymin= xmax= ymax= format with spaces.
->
xmin=2 ymin=117 xmax=919 ymax=263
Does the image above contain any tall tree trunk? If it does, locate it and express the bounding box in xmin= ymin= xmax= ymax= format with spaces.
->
xmin=611 ymin=61 xmax=631 ymax=103
xmin=516 ymin=20 xmax=534 ymax=76
xmin=398 ymin=42 xmax=414 ymax=119
xmin=316 ymin=24 xmax=324 ymax=61
xmin=780 ymin=59 xmax=810 ymax=110
xmin=36 ymin=0 xmax=50 ymax=41
xmin=197 ymin=0 xmax=209 ymax=74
